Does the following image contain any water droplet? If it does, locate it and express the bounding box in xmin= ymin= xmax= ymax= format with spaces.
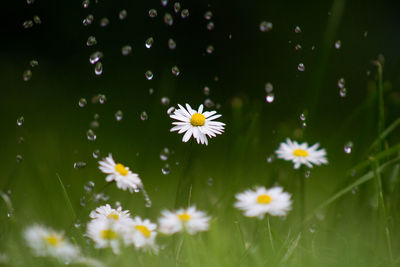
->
xmin=161 ymin=164 xmax=170 ymax=175
xmin=207 ymin=21 xmax=215 ymax=31
xmin=149 ymin=9 xmax=158 ymax=18
xmin=16 ymin=155 xmax=23 ymax=163
xmin=160 ymin=148 xmax=170 ymax=161
xmin=84 ymin=181 xmax=95 ymax=193
xmin=94 ymin=193 xmax=109 ymax=202
xmin=145 ymin=70 xmax=153 ymax=80
xmin=92 ymin=149 xmax=100 ymax=159
xmin=121 ymin=45 xmax=132 ymax=56
xmin=97 ymin=94 xmax=106 ymax=104
xmin=302 ymin=122 xmax=307 ymax=128
xmin=83 ymin=14 xmax=94 ymax=26
xmin=295 ymin=44 xmax=302 ymax=51
xmin=23 ymin=69 xmax=32 ymax=81
xmin=145 ymin=37 xmax=154 ymax=49
xmin=265 ymin=93 xmax=275 ymax=103
xmin=167 ymin=107 xmax=175 ymax=115
xmin=87 ymin=129 xmax=97 ymax=141
xmin=297 ymin=63 xmax=305 ymax=72
xmin=161 ymin=97 xmax=170 ymax=106
xmin=74 ymin=221 xmax=81 ymax=229
xmin=16 ymin=116 xmax=24 ymax=126
xmin=171 ymin=66 xmax=180 ymax=76
xmin=140 ymin=111 xmax=148 ymax=121
xmin=309 ymin=226 xmax=315 ymax=233
xmin=74 ymin=161 xmax=87 ymax=169
xmin=82 ymin=0 xmax=90 ymax=8
xmin=204 ymin=98 xmax=215 ymax=108
xmin=181 ymin=9 xmax=189 ymax=19
xmin=78 ymin=98 xmax=87 ymax=107
xmin=100 ymin=17 xmax=109 ymax=27
xmin=207 ymin=177 xmax=214 ymax=186
xmin=363 ymin=31 xmax=368 ymax=38
xmin=266 ymin=154 xmax=275 ymax=163
xmin=29 ymin=60 xmax=38 ymax=67
xmin=164 ymin=13 xmax=173 ymax=26
xmin=33 ymin=15 xmax=41 ymax=24
xmin=339 ymin=88 xmax=347 ymax=98
xmin=161 ymin=0 xmax=168 ymax=6
xmin=334 ymin=40 xmax=342 ymax=49
xmin=23 ymin=20 xmax=34 ymax=29
xmin=351 ymin=186 xmax=358 ymax=194
xmin=305 ymin=170 xmax=311 ymax=179
xmin=337 ymin=78 xmax=345 ymax=88
xmin=149 ymin=88 xmax=154 ymax=95
xmin=89 ymin=51 xmax=103 ymax=64
xmin=259 ymin=21 xmax=273 ymax=32
xmin=173 ymin=2 xmax=181 ymax=13
xmin=294 ymin=26 xmax=302 ymax=34
xmin=119 ymin=9 xmax=128 ymax=20
xmin=94 ymin=62 xmax=103 ymax=75
xmin=90 ymin=121 xmax=99 ymax=129
xmin=344 ymin=141 xmax=353 ymax=154
xmin=115 ymin=110 xmax=123 ymax=121
xmin=206 ymin=45 xmax=214 ymax=54
xmin=265 ymin=82 xmax=273 ymax=93
xmin=27 ymin=0 xmax=35 ymax=4
xmin=300 ymin=113 xmax=306 ymax=121
xmin=204 ymin=11 xmax=213 ymax=20
xmin=86 ymin=36 xmax=97 ymax=46
xmin=17 ymin=136 xmax=25 ymax=144
xmin=168 ymin=38 xmax=176 ymax=50
xmin=80 ymin=196 xmax=87 ymax=207
xmin=203 ymin=86 xmax=210 ymax=95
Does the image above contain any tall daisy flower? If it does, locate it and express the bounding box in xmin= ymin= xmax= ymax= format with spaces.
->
xmin=89 ymin=204 xmax=131 ymax=223
xmin=275 ymin=138 xmax=328 ymax=169
xmin=124 ymin=217 xmax=157 ymax=251
xmin=169 ymin=104 xmax=225 ymax=145
xmin=24 ymin=225 xmax=80 ymax=262
xmin=158 ymin=206 xmax=210 ymax=235
xmin=98 ymin=154 xmax=142 ymax=193
xmin=86 ymin=219 xmax=128 ymax=254
xmin=234 ymin=186 xmax=292 ymax=218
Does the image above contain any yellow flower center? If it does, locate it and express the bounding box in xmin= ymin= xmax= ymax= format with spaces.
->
xmin=107 ymin=213 xmax=119 ymax=220
xmin=115 ymin=163 xmax=128 ymax=176
xmin=44 ymin=234 xmax=60 ymax=247
xmin=135 ymin=225 xmax=151 ymax=238
xmin=257 ymin=194 xmax=272 ymax=204
xmin=101 ymin=229 xmax=118 ymax=240
xmin=178 ymin=213 xmax=192 ymax=222
xmin=293 ymin=149 xmax=309 ymax=157
xmin=190 ymin=113 xmax=206 ymax=126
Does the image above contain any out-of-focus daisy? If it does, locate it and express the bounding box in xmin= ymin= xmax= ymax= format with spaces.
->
xmin=89 ymin=204 xmax=131 ymax=223
xmin=234 ymin=186 xmax=292 ymax=218
xmin=124 ymin=217 xmax=157 ymax=251
xmin=169 ymin=104 xmax=225 ymax=145
xmin=159 ymin=206 xmax=210 ymax=235
xmin=24 ymin=225 xmax=80 ymax=262
xmin=98 ymin=154 xmax=142 ymax=193
xmin=86 ymin=219 xmax=128 ymax=254
xmin=275 ymin=138 xmax=327 ymax=169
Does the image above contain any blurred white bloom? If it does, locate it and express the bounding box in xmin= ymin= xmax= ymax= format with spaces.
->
xmin=89 ymin=204 xmax=131 ymax=223
xmin=86 ymin=219 xmax=128 ymax=254
xmin=124 ymin=216 xmax=157 ymax=251
xmin=159 ymin=206 xmax=210 ymax=235
xmin=98 ymin=154 xmax=142 ymax=192
xmin=170 ymin=104 xmax=225 ymax=145
xmin=275 ymin=138 xmax=328 ymax=169
xmin=24 ymin=225 xmax=80 ymax=262
xmin=234 ymin=186 xmax=292 ymax=218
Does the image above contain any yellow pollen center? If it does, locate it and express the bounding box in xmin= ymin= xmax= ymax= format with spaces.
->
xmin=190 ymin=113 xmax=206 ymax=126
xmin=101 ymin=229 xmax=118 ymax=240
xmin=107 ymin=213 xmax=119 ymax=220
xmin=293 ymin=149 xmax=309 ymax=157
xmin=115 ymin=163 xmax=128 ymax=176
xmin=135 ymin=225 xmax=151 ymax=238
xmin=178 ymin=213 xmax=192 ymax=222
xmin=44 ymin=234 xmax=60 ymax=247
xmin=257 ymin=194 xmax=272 ymax=204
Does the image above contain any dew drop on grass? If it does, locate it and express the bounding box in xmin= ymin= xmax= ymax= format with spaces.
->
xmin=140 ymin=111 xmax=148 ymax=121
xmin=168 ymin=38 xmax=176 ymax=50
xmin=181 ymin=9 xmax=189 ymax=19
xmin=115 ymin=110 xmax=123 ymax=121
xmin=92 ymin=149 xmax=100 ymax=159
xmin=207 ymin=21 xmax=215 ymax=31
xmin=74 ymin=161 xmax=87 ymax=169
xmin=339 ymin=88 xmax=347 ymax=98
xmin=167 ymin=107 xmax=175 ymax=115
xmin=119 ymin=9 xmax=128 ymax=20
xmin=84 ymin=181 xmax=95 ymax=193
xmin=16 ymin=155 xmax=23 ymax=163
xmin=203 ymin=86 xmax=210 ymax=95
xmin=259 ymin=21 xmax=273 ymax=32
xmin=149 ymin=9 xmax=158 ymax=18
xmin=83 ymin=14 xmax=94 ymax=26
xmin=94 ymin=62 xmax=103 ymax=75
xmin=334 ymin=40 xmax=342 ymax=49
xmin=78 ymin=98 xmax=87 ymax=107
xmin=265 ymin=93 xmax=275 ymax=103
xmin=162 ymin=164 xmax=170 ymax=175
xmin=121 ymin=45 xmax=132 ymax=56
xmin=344 ymin=141 xmax=353 ymax=154
xmin=89 ymin=51 xmax=103 ymax=64
xmin=206 ymin=45 xmax=214 ymax=54
xmin=204 ymin=11 xmax=213 ymax=20
xmin=171 ymin=66 xmax=180 ymax=76
xmin=145 ymin=70 xmax=153 ymax=80
xmin=161 ymin=0 xmax=168 ymax=6
xmin=86 ymin=36 xmax=97 ymax=46
xmin=295 ymin=44 xmax=302 ymax=51
xmin=16 ymin=116 xmax=24 ymax=126
xmin=145 ymin=37 xmax=154 ymax=49
xmin=160 ymin=148 xmax=170 ymax=161
xmin=82 ymin=0 xmax=90 ymax=8
xmin=29 ymin=60 xmax=38 ymax=67
xmin=23 ymin=20 xmax=34 ymax=29
xmin=87 ymin=129 xmax=96 ymax=141
xmin=294 ymin=26 xmax=302 ymax=33
xmin=33 ymin=15 xmax=41 ymax=24
xmin=204 ymin=98 xmax=215 ymax=108
xmin=23 ymin=69 xmax=32 ymax=81
xmin=100 ymin=17 xmax=109 ymax=27
xmin=265 ymin=82 xmax=273 ymax=93
xmin=161 ymin=97 xmax=170 ymax=106
xmin=297 ymin=63 xmax=305 ymax=72
xmin=164 ymin=13 xmax=173 ymax=26
xmin=173 ymin=2 xmax=181 ymax=13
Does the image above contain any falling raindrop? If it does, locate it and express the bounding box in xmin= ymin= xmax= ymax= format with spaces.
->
xmin=17 ymin=137 xmax=25 ymax=144
xmin=160 ymin=148 xmax=170 ymax=161
xmin=204 ymin=98 xmax=215 ymax=108
xmin=82 ymin=0 xmax=90 ymax=8
xmin=161 ymin=97 xmax=170 ymax=106
xmin=93 ymin=114 xmax=100 ymax=120
xmin=207 ymin=178 xmax=214 ymax=186
xmin=94 ymin=62 xmax=103 ymax=75
xmin=92 ymin=149 xmax=100 ymax=159
xmin=90 ymin=121 xmax=99 ymax=129
xmin=259 ymin=21 xmax=273 ymax=32
xmin=305 ymin=170 xmax=311 ymax=179
xmin=23 ymin=70 xmax=32 ymax=81
xmin=33 ymin=15 xmax=41 ymax=24
xmin=80 ymin=196 xmax=87 ymax=207
xmin=167 ymin=107 xmax=175 ymax=115
xmin=84 ymin=181 xmax=95 ymax=193
xmin=145 ymin=37 xmax=154 ymax=49
xmin=168 ymin=38 xmax=176 ymax=50
xmin=300 ymin=113 xmax=306 ymax=121
xmin=265 ymin=93 xmax=275 ymax=103
xmin=302 ymin=122 xmax=307 ymax=128
xmin=294 ymin=26 xmax=302 ymax=33
xmin=297 ymin=63 xmax=305 ymax=72
xmin=145 ymin=70 xmax=154 ymax=80
xmin=86 ymin=36 xmax=97 ymax=46
xmin=149 ymin=88 xmax=154 ymax=95
xmin=344 ymin=141 xmax=353 ymax=154
xmin=339 ymin=88 xmax=347 ymax=98
xmin=161 ymin=0 xmax=168 ymax=6
xmin=337 ymin=78 xmax=345 ymax=88
xmin=266 ymin=154 xmax=275 ymax=163
xmin=207 ymin=22 xmax=215 ymax=31
xmin=265 ymin=83 xmax=273 ymax=93
xmin=204 ymin=11 xmax=213 ymax=20
xmin=78 ymin=98 xmax=87 ymax=107
xmin=83 ymin=14 xmax=94 ymax=26
xmin=115 ymin=110 xmax=123 ymax=121
xmin=334 ymin=40 xmax=342 ymax=49
xmin=351 ymin=186 xmax=359 ymax=194
xmin=363 ymin=31 xmax=368 ymax=38
xmin=140 ymin=111 xmax=148 ymax=121
xmin=181 ymin=9 xmax=189 ymax=18
xmin=94 ymin=193 xmax=109 ymax=202
xmin=23 ymin=20 xmax=34 ymax=29
xmin=16 ymin=116 xmax=24 ymax=126
xmin=173 ymin=2 xmax=181 ymax=13
xmin=149 ymin=9 xmax=158 ymax=18
xmin=87 ymin=129 xmax=96 ymax=141
xmin=98 ymin=94 xmax=106 ymax=104
xmin=100 ymin=17 xmax=109 ymax=27
xmin=206 ymin=45 xmax=214 ymax=54
xmin=16 ymin=155 xmax=23 ymax=163
xmin=89 ymin=51 xmax=103 ymax=64
xmin=119 ymin=9 xmax=128 ymax=20
xmin=29 ymin=60 xmax=38 ymax=67
xmin=203 ymin=86 xmax=210 ymax=95
xmin=164 ymin=13 xmax=173 ymax=26
xmin=161 ymin=164 xmax=170 ymax=175
xmin=171 ymin=66 xmax=180 ymax=76
xmin=121 ymin=45 xmax=132 ymax=56
xmin=74 ymin=161 xmax=87 ymax=169
xmin=26 ymin=0 xmax=35 ymax=4
xmin=295 ymin=44 xmax=302 ymax=51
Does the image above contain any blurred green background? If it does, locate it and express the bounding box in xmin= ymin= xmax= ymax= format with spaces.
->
xmin=1 ymin=0 xmax=400 ymax=266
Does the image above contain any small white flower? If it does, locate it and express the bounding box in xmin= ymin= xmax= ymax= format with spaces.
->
xmin=124 ymin=216 xmax=157 ymax=251
xmin=89 ymin=204 xmax=131 ymax=223
xmin=86 ymin=219 xmax=128 ymax=254
xmin=158 ymin=206 xmax=210 ymax=235
xmin=98 ymin=154 xmax=142 ymax=192
xmin=275 ymin=138 xmax=328 ymax=169
xmin=24 ymin=225 xmax=80 ymax=262
xmin=170 ymin=104 xmax=225 ymax=145
xmin=234 ymin=186 xmax=292 ymax=218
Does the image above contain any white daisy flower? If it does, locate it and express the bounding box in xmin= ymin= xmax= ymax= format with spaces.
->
xmin=275 ymin=138 xmax=328 ymax=169
xmin=170 ymin=104 xmax=225 ymax=145
xmin=234 ymin=186 xmax=292 ymax=218
xmin=24 ymin=225 xmax=80 ymax=262
xmin=86 ymin=218 xmax=128 ymax=254
xmin=98 ymin=154 xmax=142 ymax=193
xmin=124 ymin=216 xmax=157 ymax=251
xmin=158 ymin=206 xmax=210 ymax=235
xmin=89 ymin=204 xmax=131 ymax=223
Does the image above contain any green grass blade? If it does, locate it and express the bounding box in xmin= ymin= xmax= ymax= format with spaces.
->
xmin=56 ymin=173 xmax=77 ymax=222
xmin=369 ymin=118 xmax=400 ymax=151
xmin=279 ymin=233 xmax=301 ymax=264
